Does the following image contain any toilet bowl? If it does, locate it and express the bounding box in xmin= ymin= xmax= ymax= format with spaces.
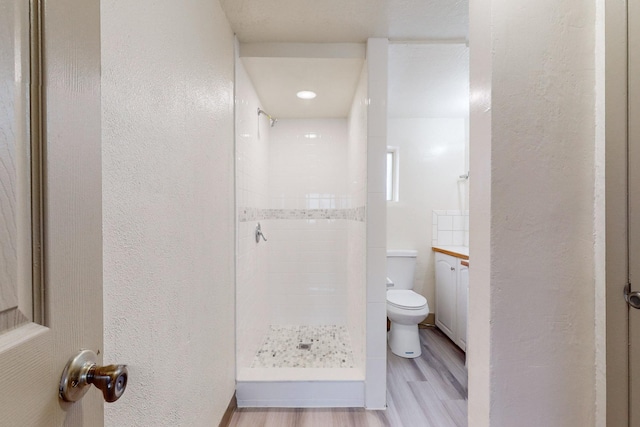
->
xmin=387 ymin=250 xmax=429 ymax=358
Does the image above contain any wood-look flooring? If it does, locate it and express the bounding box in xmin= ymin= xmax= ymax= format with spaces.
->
xmin=228 ymin=327 xmax=468 ymax=427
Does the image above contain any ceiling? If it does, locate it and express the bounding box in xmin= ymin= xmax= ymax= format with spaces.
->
xmin=242 ymin=56 xmax=365 ymax=119
xmin=220 ymin=0 xmax=468 ymax=43
xmin=220 ymin=0 xmax=469 ymax=119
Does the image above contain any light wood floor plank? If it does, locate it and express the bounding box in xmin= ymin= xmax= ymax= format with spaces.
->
xmin=381 ymin=390 xmax=405 ymax=427
xmin=442 ymin=399 xmax=468 ymax=427
xmin=386 ymin=372 xmax=427 ymax=426
xmin=421 ymin=329 xmax=467 ymax=388
xmin=229 ymin=327 xmax=468 ymax=426
xmin=409 ymin=380 xmax=459 ymax=427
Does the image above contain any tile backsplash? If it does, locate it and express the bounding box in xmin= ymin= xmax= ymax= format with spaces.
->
xmin=432 ymin=210 xmax=469 ymax=247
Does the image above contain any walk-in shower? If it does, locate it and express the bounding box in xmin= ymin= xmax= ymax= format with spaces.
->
xmin=234 ymin=44 xmax=370 ymax=406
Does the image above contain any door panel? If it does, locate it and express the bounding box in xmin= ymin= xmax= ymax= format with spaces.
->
xmin=435 ymin=253 xmax=457 ymax=340
xmin=0 ymin=0 xmax=103 ymax=425
xmin=630 ymin=0 xmax=640 ymax=424
xmin=0 ymin=0 xmax=33 ymax=333
xmin=456 ymin=260 xmax=468 ymax=350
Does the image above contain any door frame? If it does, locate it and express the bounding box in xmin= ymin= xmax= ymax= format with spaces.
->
xmin=39 ymin=0 xmax=105 ymax=419
xmin=606 ymin=0 xmax=630 ymax=425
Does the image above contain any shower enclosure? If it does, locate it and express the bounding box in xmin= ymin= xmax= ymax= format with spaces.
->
xmin=235 ymin=50 xmax=366 ymax=394
xmin=234 ymin=39 xmax=388 ymax=408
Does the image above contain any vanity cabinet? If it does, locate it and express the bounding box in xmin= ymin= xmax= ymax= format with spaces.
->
xmin=435 ymin=252 xmax=468 ymax=351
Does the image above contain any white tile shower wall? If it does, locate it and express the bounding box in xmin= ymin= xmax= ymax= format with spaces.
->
xmin=365 ymin=38 xmax=388 ymax=409
xmin=237 ymin=60 xmax=269 ymax=211
xmin=432 ymin=210 xmax=470 ymax=247
xmin=235 ymin=57 xmax=270 ymax=370
xmin=346 ymin=221 xmax=366 ymax=368
xmin=348 ymin=63 xmax=368 ymax=209
xmin=269 ymin=119 xmax=349 ymax=210
xmin=346 ymin=62 xmax=368 ymax=370
xmin=267 ymin=219 xmax=348 ymax=322
xmin=267 ymin=119 xmax=350 ymax=325
xmin=237 ymin=221 xmax=270 ymax=368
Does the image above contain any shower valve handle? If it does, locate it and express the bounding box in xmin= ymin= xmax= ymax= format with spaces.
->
xmin=255 ymin=222 xmax=268 ymax=243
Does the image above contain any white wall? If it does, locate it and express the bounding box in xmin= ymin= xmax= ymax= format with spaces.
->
xmin=101 ymin=1 xmax=236 ymax=425
xmin=235 ymin=56 xmax=271 ymax=373
xmin=469 ymin=0 xmax=602 ymax=425
xmin=387 ymin=118 xmax=467 ymax=307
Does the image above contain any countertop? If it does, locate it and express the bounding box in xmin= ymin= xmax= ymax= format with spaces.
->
xmin=432 ymin=245 xmax=469 ymax=260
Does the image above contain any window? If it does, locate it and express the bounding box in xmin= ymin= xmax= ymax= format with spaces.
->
xmin=386 ymin=147 xmax=399 ymax=202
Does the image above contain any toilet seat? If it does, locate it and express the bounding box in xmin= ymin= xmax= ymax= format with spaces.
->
xmin=386 ymin=290 xmax=427 ymax=310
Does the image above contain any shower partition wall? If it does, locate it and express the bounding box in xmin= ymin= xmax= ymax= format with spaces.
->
xmin=235 ymin=51 xmax=369 ymax=405
xmin=235 ymin=58 xmax=270 ymax=373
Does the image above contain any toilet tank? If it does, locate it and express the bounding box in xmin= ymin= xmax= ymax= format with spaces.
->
xmin=386 ymin=250 xmax=418 ymax=290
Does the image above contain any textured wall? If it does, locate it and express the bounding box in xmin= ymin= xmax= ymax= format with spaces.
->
xmin=101 ymin=1 xmax=236 ymax=425
xmin=469 ymin=0 xmax=600 ymax=425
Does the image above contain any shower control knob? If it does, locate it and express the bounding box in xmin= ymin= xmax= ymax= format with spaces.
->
xmin=59 ymin=349 xmax=128 ymax=403
xmin=255 ymin=222 xmax=268 ymax=243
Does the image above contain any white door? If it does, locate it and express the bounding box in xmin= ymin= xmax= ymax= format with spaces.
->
xmin=0 ymin=0 xmax=103 ymax=425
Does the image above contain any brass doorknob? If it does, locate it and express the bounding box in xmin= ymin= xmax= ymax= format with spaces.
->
xmin=59 ymin=349 xmax=128 ymax=403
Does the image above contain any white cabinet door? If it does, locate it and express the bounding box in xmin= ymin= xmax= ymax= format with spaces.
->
xmin=0 ymin=1 xmax=103 ymax=425
xmin=435 ymin=253 xmax=457 ymax=341
xmin=456 ymin=260 xmax=469 ymax=351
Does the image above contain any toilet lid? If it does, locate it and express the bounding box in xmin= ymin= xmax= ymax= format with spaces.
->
xmin=387 ymin=290 xmax=427 ymax=309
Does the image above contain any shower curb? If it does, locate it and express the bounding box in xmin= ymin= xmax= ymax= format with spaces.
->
xmin=236 ymin=380 xmax=365 ymax=408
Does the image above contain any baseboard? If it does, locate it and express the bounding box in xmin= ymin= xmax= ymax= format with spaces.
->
xmin=218 ymin=392 xmax=237 ymax=427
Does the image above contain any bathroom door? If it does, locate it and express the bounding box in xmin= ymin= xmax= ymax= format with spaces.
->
xmin=0 ymin=0 xmax=104 ymax=425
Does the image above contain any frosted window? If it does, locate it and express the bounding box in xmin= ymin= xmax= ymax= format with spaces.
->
xmin=387 ymin=148 xmax=399 ymax=202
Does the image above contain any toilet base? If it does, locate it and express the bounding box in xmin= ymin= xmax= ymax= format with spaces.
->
xmin=388 ymin=322 xmax=422 ymax=358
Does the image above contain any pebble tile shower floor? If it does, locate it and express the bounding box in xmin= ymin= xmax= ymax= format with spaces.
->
xmin=251 ymin=325 xmax=355 ymax=369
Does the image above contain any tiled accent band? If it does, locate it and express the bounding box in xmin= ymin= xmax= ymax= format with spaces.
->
xmin=238 ymin=206 xmax=366 ymax=222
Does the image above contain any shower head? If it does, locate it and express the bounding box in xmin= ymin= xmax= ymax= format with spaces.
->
xmin=258 ymin=108 xmax=277 ymax=127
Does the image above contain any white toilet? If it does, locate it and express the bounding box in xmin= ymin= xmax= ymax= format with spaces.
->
xmin=386 ymin=250 xmax=429 ymax=358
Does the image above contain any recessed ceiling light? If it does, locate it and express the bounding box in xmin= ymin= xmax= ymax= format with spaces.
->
xmin=296 ymin=90 xmax=317 ymax=100
xmin=304 ymin=133 xmax=319 ymax=139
